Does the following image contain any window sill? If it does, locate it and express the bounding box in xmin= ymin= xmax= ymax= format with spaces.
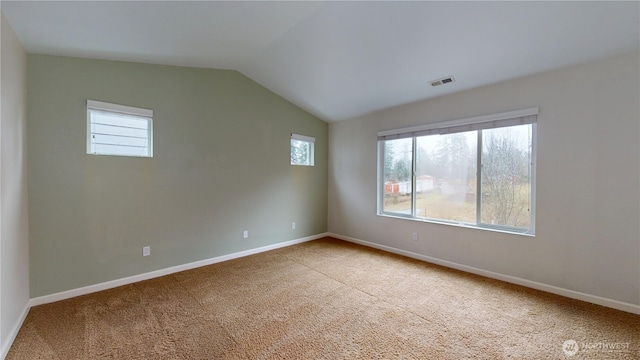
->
xmin=377 ymin=212 xmax=535 ymax=237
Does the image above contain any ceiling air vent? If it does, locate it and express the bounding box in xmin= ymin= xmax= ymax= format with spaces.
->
xmin=430 ymin=76 xmax=455 ymax=87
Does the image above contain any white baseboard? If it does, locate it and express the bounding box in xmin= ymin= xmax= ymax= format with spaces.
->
xmin=328 ymin=232 xmax=640 ymax=315
xmin=1 ymin=233 xmax=327 ymax=359
xmin=30 ymin=233 xmax=328 ymax=307
xmin=1 ymin=302 xmax=30 ymax=360
xmin=9 ymin=230 xmax=636 ymax=360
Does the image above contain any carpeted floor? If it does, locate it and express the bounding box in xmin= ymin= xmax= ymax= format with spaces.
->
xmin=7 ymin=237 xmax=639 ymax=359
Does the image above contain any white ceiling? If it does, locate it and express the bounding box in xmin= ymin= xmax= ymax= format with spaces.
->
xmin=2 ymin=1 xmax=639 ymax=122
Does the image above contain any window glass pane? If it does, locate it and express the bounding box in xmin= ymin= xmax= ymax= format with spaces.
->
xmin=416 ymin=132 xmax=477 ymax=223
xmin=481 ymin=124 xmax=532 ymax=228
xmin=291 ymin=139 xmax=314 ymax=166
xmin=88 ymin=109 xmax=151 ymax=157
xmin=377 ymin=112 xmax=535 ymax=234
xmin=382 ymin=138 xmax=413 ymax=215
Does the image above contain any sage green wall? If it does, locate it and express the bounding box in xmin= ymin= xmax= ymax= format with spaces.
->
xmin=27 ymin=55 xmax=327 ymax=297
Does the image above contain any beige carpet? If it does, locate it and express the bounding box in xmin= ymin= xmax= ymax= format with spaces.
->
xmin=7 ymin=237 xmax=639 ymax=359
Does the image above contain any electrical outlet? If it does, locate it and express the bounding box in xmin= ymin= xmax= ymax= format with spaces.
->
xmin=143 ymin=246 xmax=151 ymax=256
xmin=291 ymin=222 xmax=296 ymax=230
xmin=243 ymin=230 xmax=249 ymax=239
xmin=412 ymin=232 xmax=418 ymax=241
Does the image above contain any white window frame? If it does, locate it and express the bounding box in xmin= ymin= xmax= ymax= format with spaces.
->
xmin=377 ymin=108 xmax=537 ymax=235
xmin=291 ymin=133 xmax=315 ymax=166
xmin=87 ymin=100 xmax=153 ymax=158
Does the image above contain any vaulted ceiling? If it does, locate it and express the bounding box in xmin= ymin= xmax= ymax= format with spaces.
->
xmin=2 ymin=1 xmax=639 ymax=122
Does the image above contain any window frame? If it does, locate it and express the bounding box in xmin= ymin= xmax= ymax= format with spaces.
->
xmin=87 ymin=100 xmax=154 ymax=158
xmin=291 ymin=133 xmax=315 ymax=166
xmin=377 ymin=108 xmax=537 ymax=236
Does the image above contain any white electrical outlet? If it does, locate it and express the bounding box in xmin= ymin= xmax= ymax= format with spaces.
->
xmin=143 ymin=246 xmax=151 ymax=256
xmin=243 ymin=230 xmax=249 ymax=239
xmin=292 ymin=222 xmax=296 ymax=230
xmin=412 ymin=233 xmax=418 ymax=241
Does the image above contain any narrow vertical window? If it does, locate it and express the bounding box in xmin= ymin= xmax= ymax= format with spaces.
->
xmin=87 ymin=100 xmax=153 ymax=158
xmin=480 ymin=124 xmax=533 ymax=229
xmin=291 ymin=133 xmax=315 ymax=166
xmin=382 ymin=137 xmax=413 ymax=215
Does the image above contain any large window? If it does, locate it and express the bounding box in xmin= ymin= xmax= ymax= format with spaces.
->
xmin=378 ymin=108 xmax=537 ymax=235
xmin=87 ymin=100 xmax=153 ymax=158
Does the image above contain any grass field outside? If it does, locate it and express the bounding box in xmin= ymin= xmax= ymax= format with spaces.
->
xmin=383 ymin=184 xmax=530 ymax=228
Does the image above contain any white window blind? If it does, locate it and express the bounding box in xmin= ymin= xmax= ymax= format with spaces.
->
xmin=378 ymin=107 xmax=538 ymax=141
xmin=87 ymin=100 xmax=153 ymax=157
xmin=291 ymin=133 xmax=316 ymax=143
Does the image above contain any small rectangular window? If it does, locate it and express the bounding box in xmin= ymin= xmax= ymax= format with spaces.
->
xmin=87 ymin=100 xmax=153 ymax=157
xmin=291 ymin=133 xmax=315 ymax=166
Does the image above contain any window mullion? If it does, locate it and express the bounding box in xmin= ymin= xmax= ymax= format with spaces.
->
xmin=411 ymin=137 xmax=417 ymax=217
xmin=529 ymin=124 xmax=537 ymax=234
xmin=476 ymin=131 xmax=482 ymax=226
xmin=378 ymin=141 xmax=385 ymax=215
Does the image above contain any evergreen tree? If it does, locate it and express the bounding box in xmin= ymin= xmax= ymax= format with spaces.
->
xmin=291 ymin=140 xmax=308 ymax=165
